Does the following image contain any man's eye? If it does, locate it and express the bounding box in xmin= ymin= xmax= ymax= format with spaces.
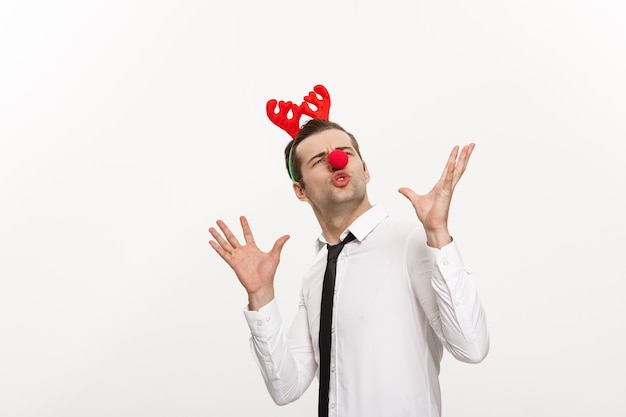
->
xmin=314 ymin=158 xmax=324 ymax=165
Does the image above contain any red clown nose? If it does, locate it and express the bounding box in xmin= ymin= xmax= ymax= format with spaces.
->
xmin=328 ymin=149 xmax=349 ymax=169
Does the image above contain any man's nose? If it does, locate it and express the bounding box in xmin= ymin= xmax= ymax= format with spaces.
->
xmin=328 ymin=149 xmax=348 ymax=170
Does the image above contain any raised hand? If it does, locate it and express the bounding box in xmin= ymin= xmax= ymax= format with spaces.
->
xmin=398 ymin=143 xmax=475 ymax=248
xmin=209 ymin=216 xmax=290 ymax=310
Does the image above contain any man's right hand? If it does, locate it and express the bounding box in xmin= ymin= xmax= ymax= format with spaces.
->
xmin=209 ymin=216 xmax=290 ymax=311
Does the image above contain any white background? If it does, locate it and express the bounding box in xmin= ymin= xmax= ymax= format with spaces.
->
xmin=1 ymin=1 xmax=625 ymax=416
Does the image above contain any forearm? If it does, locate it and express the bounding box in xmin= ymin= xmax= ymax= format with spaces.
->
xmin=244 ymin=299 xmax=317 ymax=404
xmin=428 ymin=242 xmax=489 ymax=363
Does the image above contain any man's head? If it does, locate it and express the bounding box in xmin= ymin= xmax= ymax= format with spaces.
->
xmin=284 ymin=119 xmax=363 ymax=188
xmin=285 ymin=119 xmax=371 ymax=224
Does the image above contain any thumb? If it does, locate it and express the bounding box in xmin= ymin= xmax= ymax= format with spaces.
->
xmin=398 ymin=187 xmax=417 ymax=202
xmin=270 ymin=235 xmax=291 ymax=258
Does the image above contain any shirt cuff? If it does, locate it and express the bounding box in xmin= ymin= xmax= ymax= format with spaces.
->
xmin=243 ymin=298 xmax=283 ymax=338
xmin=426 ymin=240 xmax=467 ymax=278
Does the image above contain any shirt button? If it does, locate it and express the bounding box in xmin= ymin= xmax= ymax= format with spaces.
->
xmin=257 ymin=321 xmax=263 ymax=326
xmin=330 ymin=402 xmax=336 ymax=409
xmin=442 ymin=259 xmax=449 ymax=266
xmin=331 ymin=366 xmax=335 ymax=372
xmin=454 ymin=300 xmax=461 ymax=306
xmin=266 ymin=317 xmax=271 ymax=322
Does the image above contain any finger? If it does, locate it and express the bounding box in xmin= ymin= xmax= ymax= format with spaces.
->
xmin=456 ymin=143 xmax=473 ymax=168
xmin=240 ymin=216 xmax=256 ymax=244
xmin=437 ymin=146 xmax=459 ymax=183
xmin=208 ymin=238 xmax=231 ymax=262
xmin=441 ymin=146 xmax=459 ymax=190
xmin=216 ymin=219 xmax=242 ymax=248
xmin=270 ymin=235 xmax=291 ymax=258
xmin=452 ymin=143 xmax=475 ymax=185
xmin=209 ymin=227 xmax=233 ymax=255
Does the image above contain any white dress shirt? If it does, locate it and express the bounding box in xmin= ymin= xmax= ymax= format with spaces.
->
xmin=244 ymin=204 xmax=489 ymax=417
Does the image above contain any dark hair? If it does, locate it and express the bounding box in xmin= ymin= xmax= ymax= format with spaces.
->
xmin=283 ymin=119 xmax=363 ymax=187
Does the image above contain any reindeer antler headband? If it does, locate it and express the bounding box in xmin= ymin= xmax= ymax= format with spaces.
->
xmin=266 ymin=84 xmax=349 ymax=181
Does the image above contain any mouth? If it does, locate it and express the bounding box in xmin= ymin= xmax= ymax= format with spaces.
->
xmin=331 ymin=171 xmax=350 ymax=187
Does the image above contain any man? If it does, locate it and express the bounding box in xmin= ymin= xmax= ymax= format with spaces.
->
xmin=209 ymin=118 xmax=489 ymax=417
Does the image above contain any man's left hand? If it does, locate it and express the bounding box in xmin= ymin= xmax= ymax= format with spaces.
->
xmin=398 ymin=143 xmax=475 ymax=248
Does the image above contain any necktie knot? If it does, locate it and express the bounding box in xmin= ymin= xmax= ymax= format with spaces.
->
xmin=326 ymin=232 xmax=356 ymax=261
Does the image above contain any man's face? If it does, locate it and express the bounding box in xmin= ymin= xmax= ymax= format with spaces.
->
xmin=293 ymin=129 xmax=370 ymax=212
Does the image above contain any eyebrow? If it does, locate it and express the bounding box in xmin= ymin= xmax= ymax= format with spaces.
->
xmin=306 ymin=146 xmax=354 ymax=165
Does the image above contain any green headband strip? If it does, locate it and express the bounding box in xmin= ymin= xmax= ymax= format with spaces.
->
xmin=288 ymin=142 xmax=297 ymax=182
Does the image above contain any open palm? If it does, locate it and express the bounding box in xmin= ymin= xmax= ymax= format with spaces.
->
xmin=398 ymin=144 xmax=475 ymax=245
xmin=209 ymin=216 xmax=289 ymax=303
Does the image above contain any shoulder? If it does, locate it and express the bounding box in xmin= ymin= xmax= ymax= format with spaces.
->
xmin=359 ymin=215 xmax=426 ymax=255
xmin=374 ymin=215 xmax=424 ymax=241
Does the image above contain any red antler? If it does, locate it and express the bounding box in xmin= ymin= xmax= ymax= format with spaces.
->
xmin=302 ymin=85 xmax=331 ymax=120
xmin=266 ymin=84 xmax=332 ymax=139
xmin=266 ymin=99 xmax=305 ymax=140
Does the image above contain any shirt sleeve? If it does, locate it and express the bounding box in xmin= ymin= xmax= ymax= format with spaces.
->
xmin=243 ymin=295 xmax=317 ymax=405
xmin=407 ymin=232 xmax=490 ymax=364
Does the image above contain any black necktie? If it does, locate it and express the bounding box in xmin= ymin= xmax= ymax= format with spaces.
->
xmin=318 ymin=232 xmax=356 ymax=417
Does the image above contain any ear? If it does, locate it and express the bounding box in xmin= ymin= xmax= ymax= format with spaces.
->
xmin=363 ymin=161 xmax=371 ymax=184
xmin=292 ymin=181 xmax=309 ymax=202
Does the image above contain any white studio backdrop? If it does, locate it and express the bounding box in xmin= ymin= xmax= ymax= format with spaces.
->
xmin=1 ymin=1 xmax=625 ymax=416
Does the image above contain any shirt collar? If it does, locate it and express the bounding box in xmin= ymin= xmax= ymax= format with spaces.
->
xmin=314 ymin=204 xmax=389 ymax=252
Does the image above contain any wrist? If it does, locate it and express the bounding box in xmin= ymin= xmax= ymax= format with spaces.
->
xmin=248 ymin=286 xmax=275 ymax=311
xmin=425 ymin=228 xmax=452 ymax=249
